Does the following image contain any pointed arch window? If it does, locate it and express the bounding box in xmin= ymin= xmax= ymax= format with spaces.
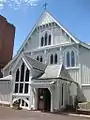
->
xmin=20 ymin=63 xmax=25 ymax=82
xmin=55 ymin=54 xmax=58 ymax=64
xmin=9 ymin=71 xmax=12 ymax=75
xmin=48 ymin=34 xmax=51 ymax=45
xmin=25 ymin=69 xmax=29 ymax=82
xmin=15 ymin=69 xmax=19 ymax=82
xmin=40 ymin=31 xmax=52 ymax=47
xmin=65 ymin=50 xmax=76 ymax=67
xmin=66 ymin=52 xmax=70 ymax=67
xmin=14 ymin=63 xmax=30 ymax=94
xmin=45 ymin=32 xmax=47 ymax=46
xmin=71 ymin=51 xmax=75 ymax=67
xmin=41 ymin=37 xmax=44 ymax=46
xmin=37 ymin=56 xmax=39 ymax=61
xmin=50 ymin=54 xmax=53 ymax=64
xmin=40 ymin=56 xmax=43 ymax=62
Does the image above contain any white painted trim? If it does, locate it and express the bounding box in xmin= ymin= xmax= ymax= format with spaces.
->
xmin=65 ymin=66 xmax=80 ymax=70
xmin=22 ymin=57 xmax=32 ymax=71
xmin=82 ymin=84 xmax=90 ymax=87
xmin=0 ymin=101 xmax=10 ymax=105
xmin=25 ymin=42 xmax=75 ymax=53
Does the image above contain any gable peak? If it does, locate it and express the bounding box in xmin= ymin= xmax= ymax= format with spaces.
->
xmin=37 ymin=10 xmax=56 ymax=27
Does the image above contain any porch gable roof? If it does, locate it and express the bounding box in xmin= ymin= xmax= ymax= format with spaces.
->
xmin=37 ymin=64 xmax=72 ymax=81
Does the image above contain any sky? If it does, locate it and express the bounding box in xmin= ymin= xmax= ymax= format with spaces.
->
xmin=0 ymin=0 xmax=90 ymax=56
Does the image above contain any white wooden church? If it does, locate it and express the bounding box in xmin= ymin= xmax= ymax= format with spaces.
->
xmin=0 ymin=9 xmax=90 ymax=112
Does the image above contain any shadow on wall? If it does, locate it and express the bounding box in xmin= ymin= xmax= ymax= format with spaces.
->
xmin=77 ymin=85 xmax=86 ymax=102
xmin=0 ymin=70 xmax=3 ymax=78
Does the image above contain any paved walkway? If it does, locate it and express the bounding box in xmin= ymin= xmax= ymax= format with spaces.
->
xmin=0 ymin=106 xmax=89 ymax=120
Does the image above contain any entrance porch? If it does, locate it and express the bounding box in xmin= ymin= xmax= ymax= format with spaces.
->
xmin=30 ymin=80 xmax=55 ymax=112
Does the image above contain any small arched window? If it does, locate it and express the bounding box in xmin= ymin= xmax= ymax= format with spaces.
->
xmin=55 ymin=54 xmax=58 ymax=64
xmin=66 ymin=52 xmax=70 ymax=67
xmin=48 ymin=35 xmax=51 ymax=45
xmin=40 ymin=56 xmax=43 ymax=62
xmin=71 ymin=51 xmax=75 ymax=67
xmin=20 ymin=63 xmax=25 ymax=82
xmin=40 ymin=32 xmax=52 ymax=47
xmin=15 ymin=69 xmax=19 ymax=82
xmin=45 ymin=32 xmax=47 ymax=46
xmin=37 ymin=56 xmax=39 ymax=61
xmin=41 ymin=37 xmax=44 ymax=46
xmin=50 ymin=54 xmax=53 ymax=64
xmin=9 ymin=71 xmax=12 ymax=75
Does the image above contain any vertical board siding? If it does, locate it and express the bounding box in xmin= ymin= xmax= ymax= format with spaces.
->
xmin=82 ymin=65 xmax=90 ymax=84
xmin=67 ymin=68 xmax=80 ymax=84
xmin=0 ymin=81 xmax=12 ymax=104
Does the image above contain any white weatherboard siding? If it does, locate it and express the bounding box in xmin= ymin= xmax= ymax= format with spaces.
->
xmin=82 ymin=86 xmax=90 ymax=101
xmin=80 ymin=46 xmax=90 ymax=84
xmin=67 ymin=68 xmax=81 ymax=84
xmin=0 ymin=80 xmax=12 ymax=104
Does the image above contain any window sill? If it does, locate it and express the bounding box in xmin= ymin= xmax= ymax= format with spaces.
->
xmin=82 ymin=84 xmax=90 ymax=87
xmin=12 ymin=93 xmax=29 ymax=96
xmin=65 ymin=66 xmax=80 ymax=70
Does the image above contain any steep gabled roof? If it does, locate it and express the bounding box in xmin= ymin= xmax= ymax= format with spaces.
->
xmin=17 ymin=10 xmax=79 ymax=55
xmin=37 ymin=11 xmax=56 ymax=26
xmin=2 ymin=10 xmax=90 ymax=72
xmin=17 ymin=10 xmax=90 ymax=55
xmin=23 ymin=53 xmax=46 ymax=72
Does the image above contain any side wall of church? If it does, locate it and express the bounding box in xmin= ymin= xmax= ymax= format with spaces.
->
xmin=79 ymin=46 xmax=90 ymax=101
xmin=79 ymin=46 xmax=90 ymax=84
xmin=0 ymin=80 xmax=12 ymax=105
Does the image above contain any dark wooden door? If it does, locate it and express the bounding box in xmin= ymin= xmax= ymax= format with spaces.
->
xmin=38 ymin=88 xmax=45 ymax=111
xmin=38 ymin=88 xmax=51 ymax=111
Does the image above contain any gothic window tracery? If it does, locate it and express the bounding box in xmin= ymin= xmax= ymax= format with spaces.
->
xmin=65 ymin=50 xmax=76 ymax=67
xmin=40 ymin=31 xmax=51 ymax=46
xmin=36 ymin=56 xmax=43 ymax=63
xmin=14 ymin=63 xmax=30 ymax=94
xmin=50 ymin=53 xmax=58 ymax=65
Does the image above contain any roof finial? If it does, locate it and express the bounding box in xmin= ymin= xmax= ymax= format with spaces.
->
xmin=43 ymin=2 xmax=48 ymax=11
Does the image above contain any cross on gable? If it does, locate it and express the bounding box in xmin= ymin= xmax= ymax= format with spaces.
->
xmin=43 ymin=2 xmax=48 ymax=10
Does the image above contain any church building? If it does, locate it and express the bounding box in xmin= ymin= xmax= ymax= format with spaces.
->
xmin=0 ymin=9 xmax=90 ymax=112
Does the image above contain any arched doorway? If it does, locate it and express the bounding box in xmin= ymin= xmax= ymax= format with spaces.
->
xmin=37 ymin=88 xmax=51 ymax=112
